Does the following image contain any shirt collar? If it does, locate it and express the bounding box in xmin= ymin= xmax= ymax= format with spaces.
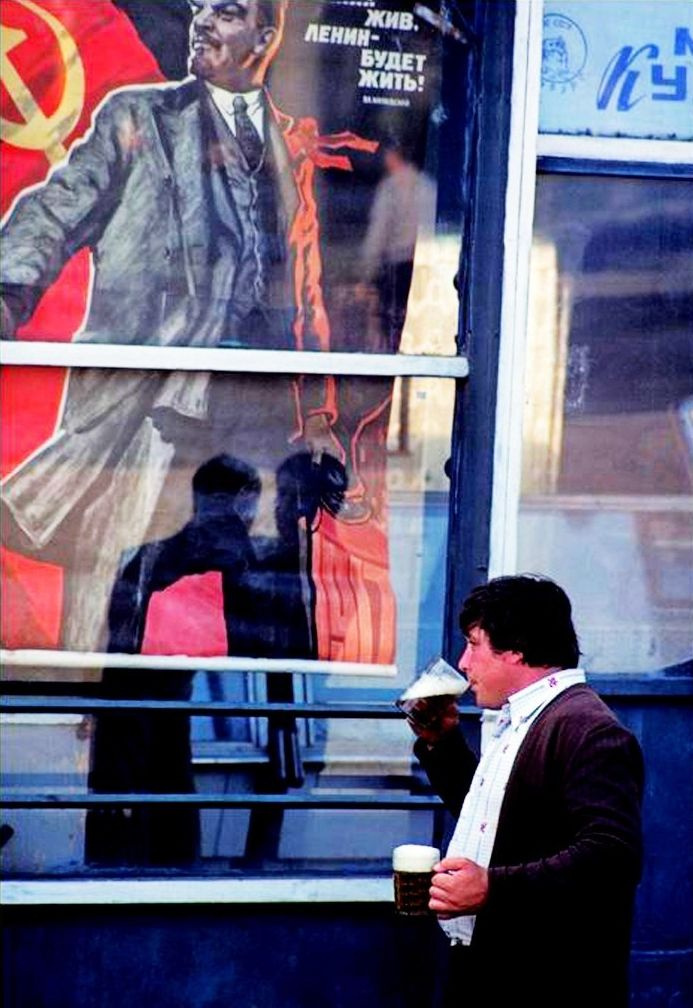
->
xmin=206 ymin=83 xmax=264 ymax=117
xmin=504 ymin=668 xmax=585 ymax=729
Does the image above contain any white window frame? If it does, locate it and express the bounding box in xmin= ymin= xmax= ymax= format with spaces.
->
xmin=537 ymin=135 xmax=693 ymax=164
xmin=0 ymin=342 xmax=469 ymax=379
xmin=488 ymin=0 xmax=544 ymax=578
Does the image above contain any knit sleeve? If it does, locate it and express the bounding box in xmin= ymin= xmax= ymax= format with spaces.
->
xmin=414 ymin=725 xmax=479 ymax=818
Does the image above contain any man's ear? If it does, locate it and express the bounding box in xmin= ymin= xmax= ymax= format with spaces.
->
xmin=255 ymin=25 xmax=277 ymax=53
xmin=504 ymin=650 xmax=525 ymax=666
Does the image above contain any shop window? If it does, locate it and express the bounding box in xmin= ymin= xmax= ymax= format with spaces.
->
xmin=1 ymin=0 xmax=483 ymax=876
xmin=520 ymin=173 xmax=693 ymax=672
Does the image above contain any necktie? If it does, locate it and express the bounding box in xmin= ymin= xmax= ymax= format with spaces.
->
xmin=233 ymin=95 xmax=264 ymax=171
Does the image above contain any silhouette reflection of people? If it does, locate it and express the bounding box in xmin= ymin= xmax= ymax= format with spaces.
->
xmin=87 ymin=450 xmax=346 ymax=866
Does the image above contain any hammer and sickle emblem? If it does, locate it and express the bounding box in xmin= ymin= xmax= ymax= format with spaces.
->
xmin=1 ymin=0 xmax=85 ymax=164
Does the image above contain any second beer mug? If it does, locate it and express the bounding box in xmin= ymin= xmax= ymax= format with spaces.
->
xmin=392 ymin=844 xmax=440 ymax=916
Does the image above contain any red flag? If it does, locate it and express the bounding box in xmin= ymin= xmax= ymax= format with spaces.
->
xmin=1 ymin=0 xmax=164 ymax=212
xmin=1 ymin=0 xmax=165 ymax=339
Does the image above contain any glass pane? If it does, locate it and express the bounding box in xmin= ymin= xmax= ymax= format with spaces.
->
xmin=540 ymin=1 xmax=693 ymax=141
xmin=520 ymin=174 xmax=693 ymax=672
xmin=0 ymin=710 xmax=444 ymax=875
xmin=1 ymin=367 xmax=454 ymax=673
xmin=1 ymin=0 xmax=470 ymax=355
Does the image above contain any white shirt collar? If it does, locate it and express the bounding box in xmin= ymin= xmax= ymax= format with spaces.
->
xmin=206 ymin=83 xmax=264 ymax=117
xmin=504 ymin=668 xmax=586 ymax=729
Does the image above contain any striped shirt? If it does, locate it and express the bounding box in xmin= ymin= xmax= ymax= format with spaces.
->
xmin=439 ymin=668 xmax=586 ymax=945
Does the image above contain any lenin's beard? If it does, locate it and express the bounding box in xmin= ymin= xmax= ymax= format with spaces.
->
xmin=189 ymin=34 xmax=258 ymax=86
xmin=189 ymin=38 xmax=223 ymax=80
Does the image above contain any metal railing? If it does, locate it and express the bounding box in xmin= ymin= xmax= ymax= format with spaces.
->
xmin=1 ymin=684 xmax=450 ymax=862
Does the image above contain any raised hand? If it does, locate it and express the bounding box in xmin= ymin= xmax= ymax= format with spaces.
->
xmin=403 ymin=695 xmax=460 ymax=746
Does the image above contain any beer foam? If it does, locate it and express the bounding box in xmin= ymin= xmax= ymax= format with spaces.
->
xmin=392 ymin=844 xmax=440 ymax=872
xmin=399 ymin=657 xmax=469 ymax=701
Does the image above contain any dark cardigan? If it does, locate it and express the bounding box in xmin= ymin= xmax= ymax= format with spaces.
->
xmin=415 ymin=684 xmax=644 ymax=1008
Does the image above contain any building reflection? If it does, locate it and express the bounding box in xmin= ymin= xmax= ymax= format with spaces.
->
xmin=521 ymin=175 xmax=693 ymax=672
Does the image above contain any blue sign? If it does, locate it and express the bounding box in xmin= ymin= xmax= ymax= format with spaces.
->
xmin=540 ymin=1 xmax=693 ymax=140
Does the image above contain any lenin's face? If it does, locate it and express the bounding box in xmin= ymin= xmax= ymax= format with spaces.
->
xmin=189 ymin=0 xmax=280 ymax=91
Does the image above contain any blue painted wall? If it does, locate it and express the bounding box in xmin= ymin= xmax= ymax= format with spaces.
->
xmin=603 ymin=672 xmax=693 ymax=1007
xmin=3 ymin=904 xmax=448 ymax=1008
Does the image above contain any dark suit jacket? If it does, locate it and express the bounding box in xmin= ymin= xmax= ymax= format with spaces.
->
xmin=416 ymin=684 xmax=644 ymax=1008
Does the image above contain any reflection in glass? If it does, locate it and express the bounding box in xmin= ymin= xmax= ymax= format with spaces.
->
xmin=2 ymin=370 xmax=346 ymax=656
xmin=2 ymin=369 xmax=454 ymax=669
xmin=359 ymin=141 xmax=437 ymax=353
xmin=521 ymin=175 xmax=693 ymax=672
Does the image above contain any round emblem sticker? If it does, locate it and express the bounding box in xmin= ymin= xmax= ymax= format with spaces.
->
xmin=542 ymin=12 xmax=587 ymax=87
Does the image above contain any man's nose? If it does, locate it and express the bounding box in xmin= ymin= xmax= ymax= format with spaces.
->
xmin=458 ymin=645 xmax=470 ymax=674
xmin=193 ymin=3 xmax=216 ymax=28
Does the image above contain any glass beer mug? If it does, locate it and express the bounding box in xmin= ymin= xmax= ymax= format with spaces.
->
xmin=395 ymin=656 xmax=469 ymax=732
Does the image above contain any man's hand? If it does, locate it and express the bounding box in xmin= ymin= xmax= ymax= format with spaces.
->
xmin=302 ymin=413 xmax=344 ymax=463
xmin=405 ymin=696 xmax=460 ymax=747
xmin=429 ymin=857 xmax=489 ymax=918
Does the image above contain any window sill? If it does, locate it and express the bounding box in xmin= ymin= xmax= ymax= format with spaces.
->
xmin=1 ymin=876 xmax=394 ymax=906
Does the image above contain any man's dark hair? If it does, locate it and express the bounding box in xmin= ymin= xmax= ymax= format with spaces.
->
xmin=380 ymin=135 xmax=414 ymax=164
xmin=192 ymin=454 xmax=260 ymax=502
xmin=459 ymin=575 xmax=580 ymax=669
